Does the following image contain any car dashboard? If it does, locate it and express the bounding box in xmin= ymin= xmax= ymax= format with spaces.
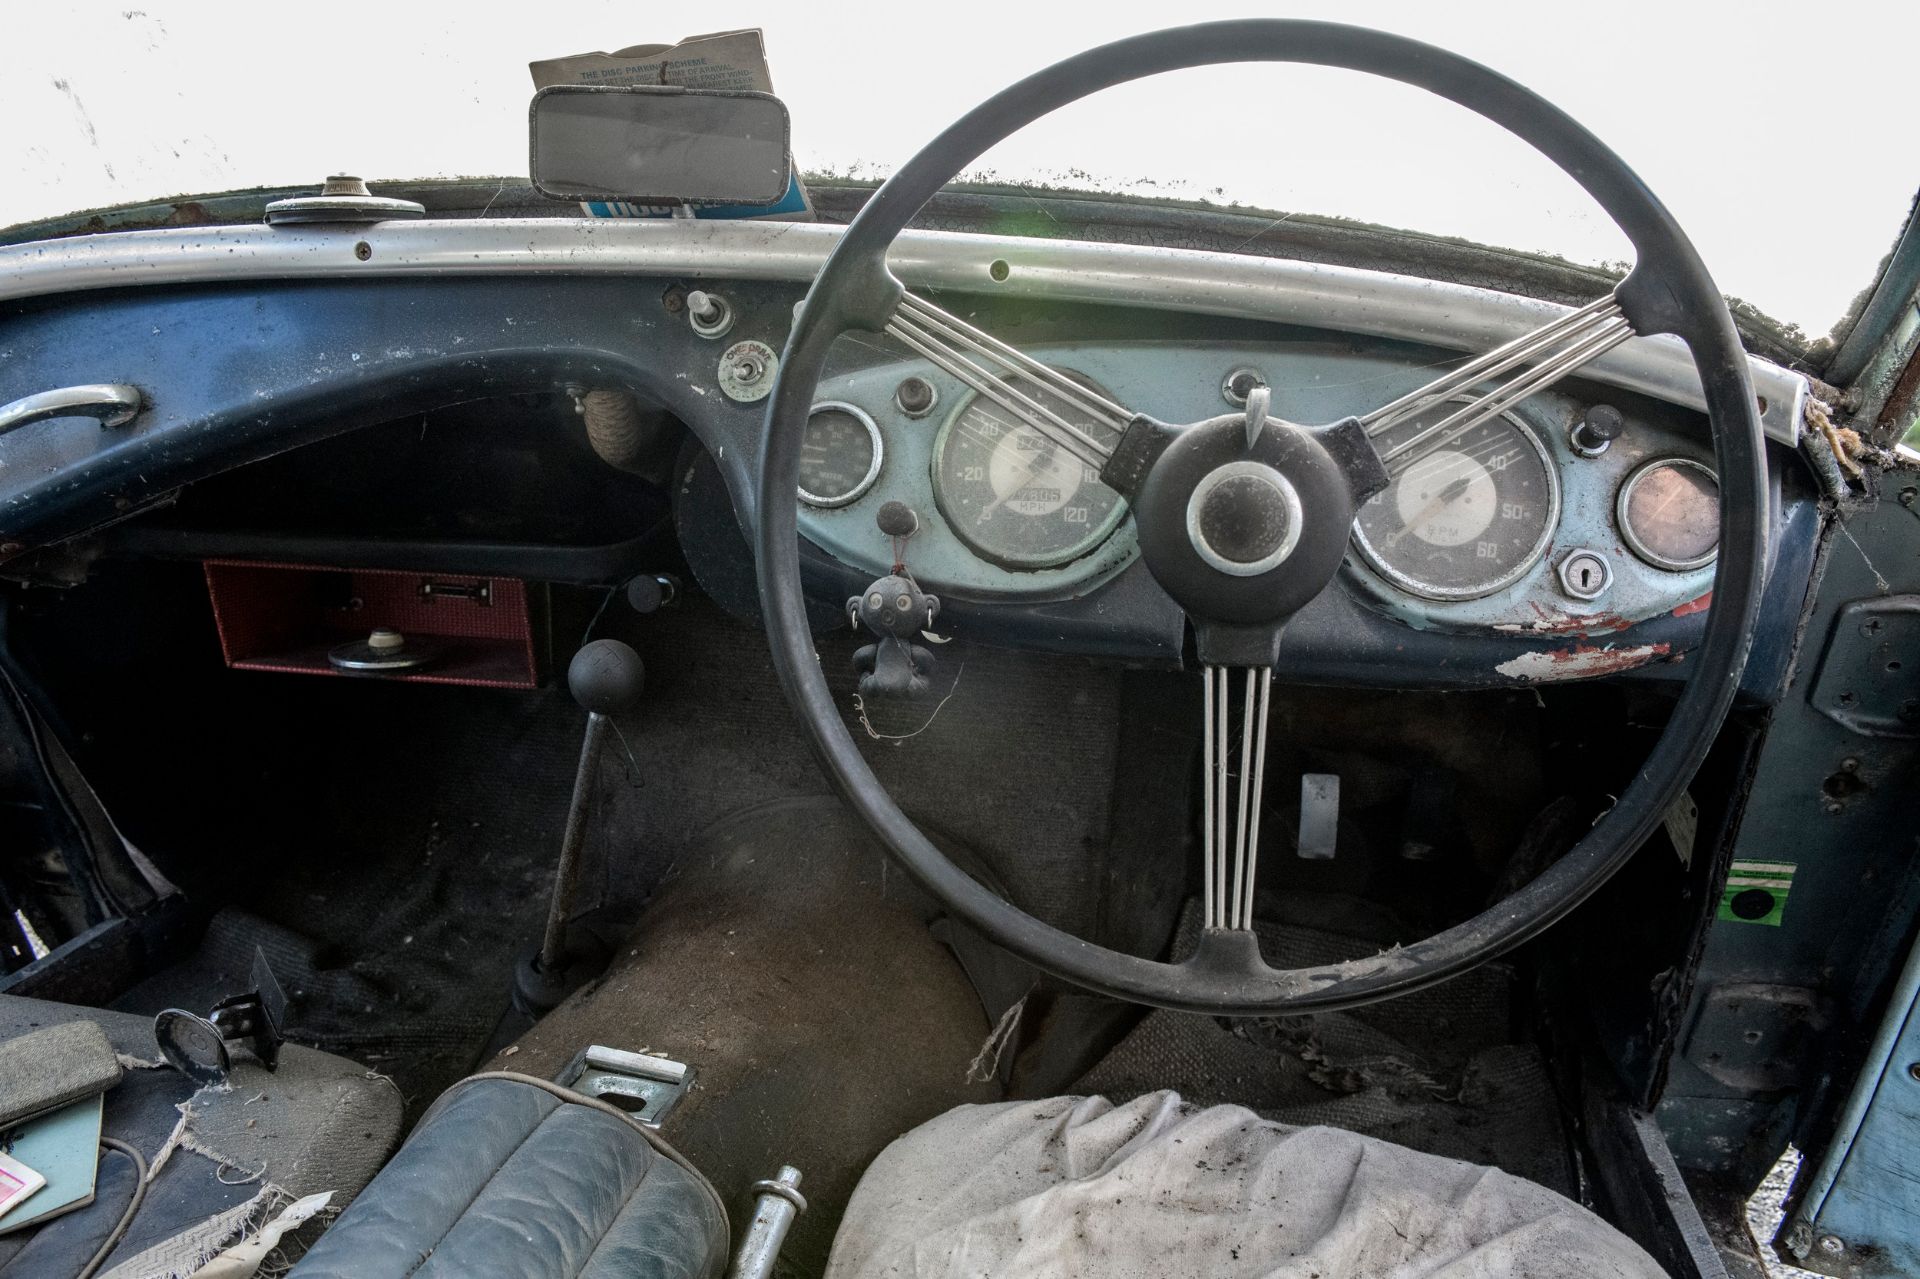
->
xmin=0 ymin=214 xmax=1817 ymax=692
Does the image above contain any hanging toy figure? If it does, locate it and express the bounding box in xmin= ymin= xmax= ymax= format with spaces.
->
xmin=849 ymin=574 xmax=940 ymax=698
xmin=849 ymin=502 xmax=942 ymax=698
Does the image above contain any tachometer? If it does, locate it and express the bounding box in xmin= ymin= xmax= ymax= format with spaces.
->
xmin=798 ymin=402 xmax=883 ymax=508
xmin=1351 ymin=401 xmax=1559 ymax=600
xmin=932 ymin=371 xmax=1128 ymax=570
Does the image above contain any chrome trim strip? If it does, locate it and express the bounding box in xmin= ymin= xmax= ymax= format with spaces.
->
xmin=0 ymin=382 xmax=142 ymax=434
xmin=0 ymin=218 xmax=1803 ymax=444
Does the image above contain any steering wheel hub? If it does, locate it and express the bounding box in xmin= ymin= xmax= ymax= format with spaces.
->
xmin=1186 ymin=461 xmax=1302 ymax=576
xmin=1128 ymin=413 xmax=1387 ymax=664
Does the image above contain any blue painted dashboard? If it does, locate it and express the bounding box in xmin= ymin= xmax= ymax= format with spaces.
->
xmin=0 ymin=272 xmax=1811 ymax=692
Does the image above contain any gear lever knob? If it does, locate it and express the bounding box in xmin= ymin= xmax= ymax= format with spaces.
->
xmin=522 ymin=638 xmax=644 ymax=1011
xmin=568 ymin=639 xmax=645 ymax=716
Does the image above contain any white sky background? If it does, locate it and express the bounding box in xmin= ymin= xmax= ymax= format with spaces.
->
xmin=5 ymin=0 xmax=1914 ymax=341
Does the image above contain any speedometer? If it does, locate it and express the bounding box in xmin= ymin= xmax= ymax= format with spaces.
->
xmin=1351 ymin=400 xmax=1559 ymax=600
xmin=931 ymin=370 xmax=1128 ymax=570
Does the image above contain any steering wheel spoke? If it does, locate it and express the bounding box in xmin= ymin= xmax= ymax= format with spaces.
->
xmin=884 ymin=291 xmax=1135 ymax=470
xmin=1202 ymin=664 xmax=1274 ymax=933
xmin=1362 ymin=291 xmax=1635 ymax=471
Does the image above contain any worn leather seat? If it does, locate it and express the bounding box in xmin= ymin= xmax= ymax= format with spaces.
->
xmin=287 ymin=1073 xmax=727 ymax=1279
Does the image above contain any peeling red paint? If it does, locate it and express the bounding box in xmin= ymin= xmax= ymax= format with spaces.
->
xmin=1548 ymin=641 xmax=1670 ymax=669
xmin=1673 ymin=592 xmax=1713 ymax=618
xmin=1512 ymin=599 xmax=1635 ymax=633
xmin=1495 ymin=642 xmax=1672 ymax=681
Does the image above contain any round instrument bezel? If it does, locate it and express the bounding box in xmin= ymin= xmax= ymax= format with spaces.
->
xmin=1617 ymin=455 xmax=1720 ymax=572
xmin=1350 ymin=399 xmax=1562 ymax=602
xmin=929 ymin=369 xmax=1130 ymax=571
xmin=798 ymin=400 xmax=885 ymax=509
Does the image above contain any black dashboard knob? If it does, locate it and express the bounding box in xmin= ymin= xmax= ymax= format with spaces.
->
xmin=1571 ymin=404 xmax=1625 ymax=456
xmin=894 ymin=375 xmax=937 ymax=417
xmin=876 ymin=500 xmax=920 ymax=539
xmin=624 ymin=573 xmax=678 ymax=615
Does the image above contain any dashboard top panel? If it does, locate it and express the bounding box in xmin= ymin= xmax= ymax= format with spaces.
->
xmin=0 ymin=218 xmax=1806 ymax=445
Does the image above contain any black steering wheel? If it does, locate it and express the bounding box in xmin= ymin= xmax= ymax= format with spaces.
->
xmin=756 ymin=21 xmax=1765 ymax=1014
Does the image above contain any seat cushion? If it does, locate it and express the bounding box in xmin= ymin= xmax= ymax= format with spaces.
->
xmin=825 ymin=1091 xmax=1667 ymax=1279
xmin=288 ymin=1073 xmax=727 ymax=1279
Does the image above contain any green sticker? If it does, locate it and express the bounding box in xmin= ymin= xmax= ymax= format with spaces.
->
xmin=1718 ymin=859 xmax=1795 ymax=926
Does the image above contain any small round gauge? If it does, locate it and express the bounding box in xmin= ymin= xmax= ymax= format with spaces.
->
xmin=932 ymin=371 xmax=1128 ymax=570
xmin=798 ymin=402 xmax=883 ymax=508
xmin=1352 ymin=400 xmax=1560 ymax=600
xmin=1618 ymin=457 xmax=1719 ymax=571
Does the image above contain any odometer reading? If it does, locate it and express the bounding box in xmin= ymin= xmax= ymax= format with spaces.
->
xmin=798 ymin=402 xmax=883 ymax=508
xmin=1352 ymin=402 xmax=1559 ymax=600
xmin=932 ymin=372 xmax=1128 ymax=570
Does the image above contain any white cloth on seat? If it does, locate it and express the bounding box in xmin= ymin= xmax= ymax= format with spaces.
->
xmin=825 ymin=1091 xmax=1667 ymax=1279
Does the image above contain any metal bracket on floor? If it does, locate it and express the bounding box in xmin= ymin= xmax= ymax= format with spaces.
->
xmin=556 ymin=1044 xmax=694 ymax=1128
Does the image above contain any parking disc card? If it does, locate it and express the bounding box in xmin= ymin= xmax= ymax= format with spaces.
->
xmin=0 ymin=1150 xmax=45 ymax=1220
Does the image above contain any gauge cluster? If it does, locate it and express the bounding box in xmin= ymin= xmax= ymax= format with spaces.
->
xmin=797 ymin=351 xmax=1146 ymax=604
xmin=1342 ymin=385 xmax=1719 ymax=633
xmin=797 ymin=338 xmax=1719 ymax=627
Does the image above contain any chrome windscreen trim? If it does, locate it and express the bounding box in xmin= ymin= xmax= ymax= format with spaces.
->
xmin=0 ymin=218 xmax=1803 ymax=444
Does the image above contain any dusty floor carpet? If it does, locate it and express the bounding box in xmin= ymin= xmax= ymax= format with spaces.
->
xmin=111 ymin=596 xmax=1126 ymax=1120
xmin=1075 ymin=904 xmax=1576 ymax=1195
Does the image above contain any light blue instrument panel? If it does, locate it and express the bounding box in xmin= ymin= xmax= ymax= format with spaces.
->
xmin=801 ymin=338 xmax=1719 ymax=632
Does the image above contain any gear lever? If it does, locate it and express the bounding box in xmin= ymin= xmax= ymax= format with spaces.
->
xmin=516 ymin=638 xmax=644 ymax=1014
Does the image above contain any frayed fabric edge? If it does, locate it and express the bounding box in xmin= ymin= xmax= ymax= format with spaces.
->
xmin=94 ymin=1185 xmax=277 ymax=1279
